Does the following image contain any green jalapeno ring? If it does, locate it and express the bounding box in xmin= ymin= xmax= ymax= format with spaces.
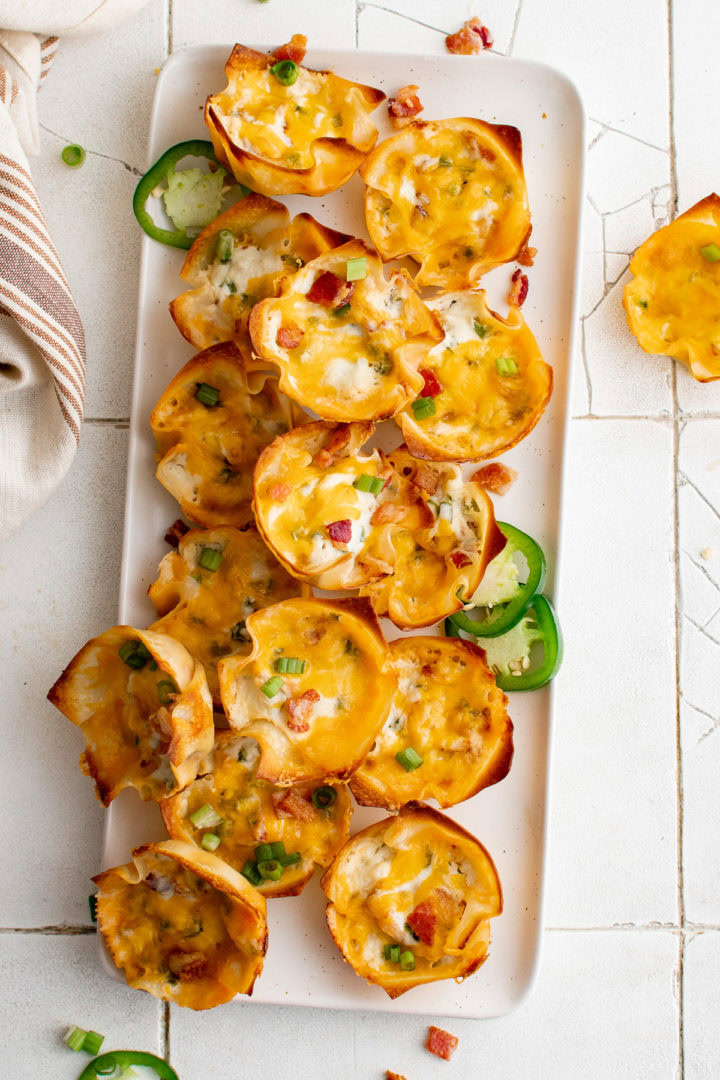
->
xmin=77 ymin=1049 xmax=179 ymax=1080
xmin=132 ymin=139 xmax=220 ymax=250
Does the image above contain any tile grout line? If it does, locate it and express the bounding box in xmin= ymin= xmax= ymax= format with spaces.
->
xmin=162 ymin=1002 xmax=171 ymax=1062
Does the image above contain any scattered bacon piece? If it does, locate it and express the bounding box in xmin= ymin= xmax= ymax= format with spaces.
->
xmin=272 ymin=33 xmax=308 ymax=63
xmin=388 ymin=84 xmax=424 ymax=128
xmin=386 ymin=1072 xmax=408 ymax=1080
xmin=327 ymin=519 xmax=352 ymax=545
xmin=164 ymin=518 xmax=189 ymax=549
xmin=406 ymin=900 xmax=437 ymax=946
xmin=450 ymin=550 xmax=472 ymax=569
xmin=426 ymin=1026 xmax=459 ymax=1062
xmin=421 ymin=663 xmax=434 ymax=676
xmin=508 ymin=268 xmax=529 ymax=307
xmin=432 ymin=886 xmax=464 ymax=924
xmin=276 ymin=324 xmax=304 ymax=349
xmin=272 ymin=788 xmax=316 ymax=821
xmin=412 ymin=463 xmax=440 ymax=495
xmin=268 ymin=482 xmax=292 ymax=502
xmin=516 ymin=235 xmax=537 ymax=267
xmin=303 ymin=625 xmax=327 ymax=645
xmin=419 ymin=367 xmax=442 ymax=398
xmin=286 ymin=688 xmax=320 ymax=732
xmin=446 ymin=17 xmax=493 ymax=55
xmin=167 ymin=949 xmax=207 ymax=981
xmin=313 ymin=425 xmax=352 ymax=469
xmin=472 ymin=463 xmax=518 ymax=496
xmin=371 ymin=501 xmax=405 ymax=526
xmin=307 ymin=270 xmax=354 ymax=308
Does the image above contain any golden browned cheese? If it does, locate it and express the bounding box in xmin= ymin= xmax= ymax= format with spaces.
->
xmin=150 ymin=342 xmax=298 ymax=528
xmin=623 ymin=193 xmax=720 ymax=381
xmin=396 ymin=290 xmax=553 ymax=462
xmin=169 ymin=194 xmax=351 ymax=355
xmin=205 ymin=44 xmax=385 ymax=196
xmin=217 ymin=597 xmax=396 ymax=785
xmin=148 ymin=525 xmax=302 ymax=706
xmin=248 ymin=239 xmax=442 ymax=422
xmin=360 ymin=447 xmax=506 ymax=629
xmin=321 ymin=805 xmax=502 ymax=997
xmin=94 ymin=840 xmax=267 ymax=1009
xmin=350 ymin=637 xmax=513 ymax=810
xmin=161 ymin=732 xmax=352 ymax=897
xmin=47 ymin=628 xmax=213 ymax=805
xmin=361 ymin=118 xmax=531 ymax=289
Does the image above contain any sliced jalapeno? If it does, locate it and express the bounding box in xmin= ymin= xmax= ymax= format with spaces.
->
xmin=77 ymin=1050 xmax=179 ymax=1079
xmin=132 ymin=139 xmax=220 ymax=250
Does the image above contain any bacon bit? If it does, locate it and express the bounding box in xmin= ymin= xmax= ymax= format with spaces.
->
xmin=446 ymin=17 xmax=493 ymax=55
xmin=307 ymin=270 xmax=354 ymax=308
xmin=327 ymin=519 xmax=352 ymax=545
xmin=276 ymin=324 xmax=304 ymax=349
xmin=286 ymin=688 xmax=320 ymax=732
xmin=421 ymin=663 xmax=434 ymax=676
xmin=407 ymin=901 xmax=437 ymax=946
xmin=419 ymin=367 xmax=441 ymax=398
xmin=472 ymin=463 xmax=518 ymax=496
xmin=371 ymin=501 xmax=406 ymax=526
xmin=450 ymin=550 xmax=472 ymax=569
xmin=272 ymin=788 xmax=316 ymax=821
xmin=313 ymin=425 xmax=352 ymax=469
xmin=303 ymin=625 xmax=326 ymax=645
xmin=268 ymin=482 xmax=292 ymax=502
xmin=386 ymin=1072 xmax=408 ymax=1080
xmin=164 ymin=518 xmax=189 ymax=549
xmin=167 ymin=949 xmax=207 ymax=981
xmin=426 ymin=1026 xmax=459 ymax=1062
xmin=508 ymin=268 xmax=529 ymax=308
xmin=516 ymin=236 xmax=537 ymax=267
xmin=388 ymin=84 xmax=424 ymax=128
xmin=432 ymin=886 xmax=464 ymax=924
xmin=272 ymin=33 xmax=308 ymax=63
xmin=412 ymin=463 xmax=440 ymax=495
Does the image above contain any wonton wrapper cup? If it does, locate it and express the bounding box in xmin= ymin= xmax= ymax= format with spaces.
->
xmin=150 ymin=341 xmax=298 ymax=528
xmin=94 ymin=839 xmax=267 ymax=1009
xmin=361 ymin=117 xmax=531 ymax=290
xmin=148 ymin=524 xmax=302 ymax=707
xmin=162 ymin=733 xmax=352 ymax=897
xmin=361 ymin=448 xmax=506 ymax=629
xmin=205 ymin=44 xmax=385 ymax=197
xmin=321 ymin=804 xmax=502 ymax=998
xmin=397 ymin=290 xmax=553 ymax=462
xmin=170 ymin=194 xmax=350 ymax=354
xmin=350 ymin=636 xmax=513 ymax=811
xmin=623 ymin=193 xmax=720 ymax=382
xmin=47 ymin=627 xmax=213 ymax=805
xmin=217 ymin=596 xmax=396 ymax=785
xmin=249 ymin=239 xmax=442 ymax=421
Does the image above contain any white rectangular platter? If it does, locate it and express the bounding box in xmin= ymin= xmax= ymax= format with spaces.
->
xmin=106 ymin=44 xmax=584 ymax=1019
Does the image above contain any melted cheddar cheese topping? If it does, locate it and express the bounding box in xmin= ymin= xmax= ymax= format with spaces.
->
xmin=351 ymin=638 xmax=512 ymax=810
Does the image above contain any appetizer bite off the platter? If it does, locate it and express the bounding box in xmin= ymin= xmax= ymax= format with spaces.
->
xmin=169 ymin=194 xmax=350 ymax=354
xmin=150 ymin=341 xmax=298 ymax=528
xmin=397 ymin=290 xmax=553 ymax=462
xmin=624 ymin=192 xmax=720 ymax=381
xmin=48 ymin=628 xmax=213 ymax=805
xmin=322 ymin=804 xmax=503 ymax=997
xmin=350 ymin=637 xmax=513 ymax=811
xmin=162 ymin=733 xmax=352 ymax=897
xmin=148 ymin=524 xmax=302 ymax=706
xmin=217 ymin=597 xmax=396 ymax=785
xmin=361 ymin=117 xmax=531 ymax=289
xmin=205 ymin=44 xmax=385 ymax=197
xmin=94 ymin=840 xmax=267 ymax=1009
xmin=249 ymin=239 xmax=442 ymax=421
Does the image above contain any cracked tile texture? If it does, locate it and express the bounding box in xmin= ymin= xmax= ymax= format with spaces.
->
xmin=4 ymin=0 xmax=718 ymax=1077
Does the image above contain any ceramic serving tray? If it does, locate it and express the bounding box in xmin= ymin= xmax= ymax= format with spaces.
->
xmin=106 ymin=43 xmax=584 ymax=1019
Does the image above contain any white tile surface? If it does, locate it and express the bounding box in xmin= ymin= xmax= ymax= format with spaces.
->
xmin=173 ymin=0 xmax=355 ymax=50
xmin=685 ymin=931 xmax=720 ymax=1080
xmin=673 ymin=0 xmax=720 ymax=212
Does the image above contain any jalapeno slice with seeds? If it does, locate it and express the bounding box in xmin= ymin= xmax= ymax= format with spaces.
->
xmin=77 ymin=1050 xmax=179 ymax=1080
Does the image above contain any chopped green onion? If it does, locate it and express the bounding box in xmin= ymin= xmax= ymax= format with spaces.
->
xmin=390 ymin=944 xmax=401 ymax=963
xmin=473 ymin=319 xmax=489 ymax=338
xmin=261 ymin=675 xmax=283 ymax=698
xmin=312 ymin=785 xmax=337 ymax=809
xmin=345 ymin=256 xmax=367 ymax=281
xmin=275 ymin=656 xmax=306 ymax=674
xmin=332 ymin=112 xmax=343 ymax=127
xmin=701 ymin=242 xmax=720 ymax=263
xmin=189 ymin=803 xmax=223 ymax=829
xmin=83 ymin=1031 xmax=105 ymax=1056
xmin=354 ymin=473 xmax=384 ymax=495
xmin=241 ymin=860 xmax=261 ymax=886
xmin=411 ymin=396 xmax=436 ymax=421
xmin=195 ymin=382 xmax=220 ymax=407
xmin=279 ymin=850 xmax=301 ymax=866
xmin=61 ymin=144 xmax=86 ymax=168
xmin=399 ymin=949 xmax=415 ymax=971
xmin=257 ymin=858 xmax=284 ymax=881
xmin=64 ymin=1026 xmax=87 ymax=1052
xmin=198 ymin=546 xmax=223 ymax=571
xmin=270 ymin=59 xmax=299 ymax=86
xmin=269 ymin=840 xmax=287 ymax=860
xmin=495 ymin=356 xmax=519 ymax=376
xmin=215 ymin=229 xmax=234 ymax=262
xmin=88 ymin=895 xmax=97 ymax=923
xmin=157 ymin=679 xmax=177 ymax=705
xmin=118 ymin=640 xmax=152 ymax=670
xmin=255 ymin=843 xmax=274 ymax=863
xmin=396 ymin=746 xmax=423 ymax=772
xmin=201 ymin=832 xmax=221 ymax=852
xmin=333 ymin=302 xmax=351 ymax=317
xmin=383 ymin=943 xmax=394 ymax=960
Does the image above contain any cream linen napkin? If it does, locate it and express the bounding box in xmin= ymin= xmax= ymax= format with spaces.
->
xmin=0 ymin=1 xmax=151 ymax=540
